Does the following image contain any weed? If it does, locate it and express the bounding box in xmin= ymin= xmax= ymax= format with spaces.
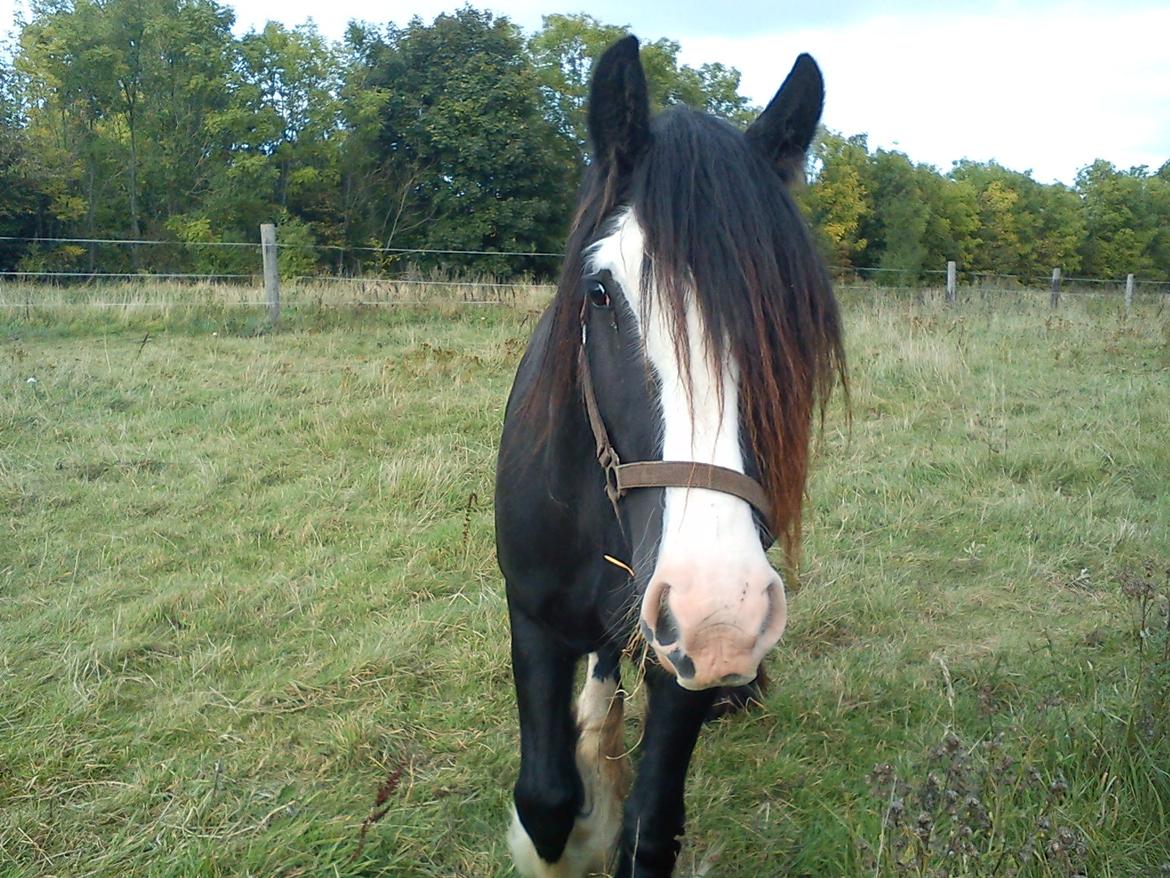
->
xmin=864 ymin=734 xmax=1089 ymax=877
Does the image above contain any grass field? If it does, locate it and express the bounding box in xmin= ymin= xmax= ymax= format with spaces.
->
xmin=2 ymin=286 xmax=1169 ymax=877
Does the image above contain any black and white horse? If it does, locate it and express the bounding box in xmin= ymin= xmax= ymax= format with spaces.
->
xmin=495 ymin=36 xmax=845 ymax=878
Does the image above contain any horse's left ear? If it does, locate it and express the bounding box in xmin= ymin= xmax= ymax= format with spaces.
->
xmin=745 ymin=53 xmax=823 ymax=181
xmin=588 ymin=35 xmax=651 ymax=179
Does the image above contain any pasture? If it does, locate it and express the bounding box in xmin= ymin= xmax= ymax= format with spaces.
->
xmin=2 ymin=287 xmax=1169 ymax=876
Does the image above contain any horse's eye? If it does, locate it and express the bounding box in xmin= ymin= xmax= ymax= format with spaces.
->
xmin=586 ymin=279 xmax=611 ymax=309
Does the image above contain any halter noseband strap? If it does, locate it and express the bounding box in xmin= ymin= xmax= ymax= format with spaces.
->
xmin=578 ymin=314 xmax=773 ymax=528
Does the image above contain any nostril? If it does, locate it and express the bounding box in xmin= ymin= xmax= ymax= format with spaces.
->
xmin=655 ymin=585 xmax=679 ymax=647
xmin=760 ymin=581 xmax=781 ymax=638
xmin=667 ymin=648 xmax=695 ymax=679
xmin=759 ymin=582 xmax=774 ymax=638
xmin=639 ymin=618 xmax=654 ymax=643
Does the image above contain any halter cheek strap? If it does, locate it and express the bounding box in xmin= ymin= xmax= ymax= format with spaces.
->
xmin=578 ymin=315 xmax=773 ymax=529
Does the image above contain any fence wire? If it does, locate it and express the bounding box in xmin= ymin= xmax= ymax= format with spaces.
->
xmin=2 ymin=233 xmax=1167 ymax=306
xmin=0 ymin=234 xmax=561 ymax=258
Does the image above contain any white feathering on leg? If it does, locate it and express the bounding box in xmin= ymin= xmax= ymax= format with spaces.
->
xmin=508 ymin=653 xmax=628 ymax=877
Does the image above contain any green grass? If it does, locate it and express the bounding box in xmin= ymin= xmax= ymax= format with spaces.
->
xmin=2 ymin=288 xmax=1169 ymax=877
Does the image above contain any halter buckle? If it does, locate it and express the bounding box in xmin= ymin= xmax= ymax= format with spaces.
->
xmin=597 ymin=445 xmax=623 ymax=505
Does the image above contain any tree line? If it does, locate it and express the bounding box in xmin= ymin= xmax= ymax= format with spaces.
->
xmin=1 ymin=2 xmax=1167 ymax=283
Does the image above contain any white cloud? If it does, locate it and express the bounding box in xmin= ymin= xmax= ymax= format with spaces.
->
xmin=678 ymin=5 xmax=1170 ymax=182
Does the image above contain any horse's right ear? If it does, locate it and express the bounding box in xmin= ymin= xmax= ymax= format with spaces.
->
xmin=745 ymin=53 xmax=824 ymax=182
xmin=588 ymin=35 xmax=651 ymax=178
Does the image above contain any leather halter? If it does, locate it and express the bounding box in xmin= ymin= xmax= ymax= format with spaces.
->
xmin=578 ymin=308 xmax=773 ymax=529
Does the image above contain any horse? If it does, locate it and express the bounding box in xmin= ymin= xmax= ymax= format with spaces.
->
xmin=494 ymin=35 xmax=845 ymax=878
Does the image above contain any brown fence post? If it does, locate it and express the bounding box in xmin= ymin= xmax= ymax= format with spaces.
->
xmin=260 ymin=223 xmax=280 ymax=325
xmin=946 ymin=260 xmax=957 ymax=304
xmin=1050 ymin=267 xmax=1061 ymax=308
xmin=1125 ymin=273 xmax=1134 ymax=316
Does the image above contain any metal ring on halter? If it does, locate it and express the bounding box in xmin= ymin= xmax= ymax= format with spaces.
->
xmin=598 ymin=445 xmax=623 ymax=506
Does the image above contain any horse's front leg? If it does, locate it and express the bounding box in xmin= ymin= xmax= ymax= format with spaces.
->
xmin=615 ymin=666 xmax=717 ymax=878
xmin=507 ymin=606 xmax=627 ymax=877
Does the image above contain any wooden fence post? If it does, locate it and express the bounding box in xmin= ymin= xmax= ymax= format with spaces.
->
xmin=946 ymin=260 xmax=957 ymax=304
xmin=1125 ymin=273 xmax=1134 ymax=316
xmin=260 ymin=223 xmax=280 ymax=325
xmin=1050 ymin=267 xmax=1061 ymax=308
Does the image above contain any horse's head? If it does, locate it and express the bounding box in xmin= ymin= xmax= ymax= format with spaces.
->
xmin=572 ymin=37 xmax=844 ymax=690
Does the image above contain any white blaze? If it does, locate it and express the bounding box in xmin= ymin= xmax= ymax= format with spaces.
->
xmin=587 ymin=210 xmax=765 ymax=574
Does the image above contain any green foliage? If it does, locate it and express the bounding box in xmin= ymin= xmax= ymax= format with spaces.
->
xmin=799 ymin=132 xmax=872 ymax=269
xmin=0 ymin=58 xmax=49 ymax=270
xmin=528 ymin=13 xmax=628 ymax=150
xmin=858 ymin=149 xmax=932 ymax=281
xmin=1077 ymin=160 xmax=1170 ymax=279
xmin=17 ymin=0 xmax=239 ymax=268
xmin=529 ymin=13 xmax=753 ymax=155
xmin=801 ymin=139 xmax=1169 ymax=286
xmin=231 ymin=23 xmax=342 ymax=227
xmin=343 ymin=8 xmax=576 ymax=277
xmin=948 ymin=160 xmax=1084 ymax=281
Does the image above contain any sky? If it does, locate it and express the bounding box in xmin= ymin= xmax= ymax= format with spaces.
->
xmin=3 ymin=0 xmax=1168 ymax=184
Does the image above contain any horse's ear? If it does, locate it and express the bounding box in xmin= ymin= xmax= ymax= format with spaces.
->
xmin=745 ymin=53 xmax=823 ymax=181
xmin=588 ymin=35 xmax=651 ymax=178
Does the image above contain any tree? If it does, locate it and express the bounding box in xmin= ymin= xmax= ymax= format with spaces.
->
xmin=6 ymin=2 xmax=1164 ymax=285
xmin=948 ymin=160 xmax=1079 ymax=281
xmin=918 ymin=167 xmax=978 ymax=274
xmin=854 ymin=149 xmax=931 ymax=282
xmin=233 ymin=23 xmax=341 ymax=219
xmin=18 ymin=0 xmax=121 ymax=265
xmin=177 ymin=20 xmax=342 ymax=271
xmin=0 ymin=57 xmax=52 ymax=270
xmin=529 ymin=13 xmax=753 ymax=160
xmin=528 ymin=13 xmax=626 ymax=151
xmin=1017 ymin=177 xmax=1083 ymax=280
xmin=1076 ymin=160 xmax=1167 ymax=280
xmin=804 ymin=144 xmax=1091 ymax=286
xmin=346 ymin=8 xmax=578 ymax=276
xmin=18 ymin=0 xmax=241 ymax=271
xmin=137 ymin=0 xmax=236 ymax=224
xmin=799 ymin=130 xmax=871 ymax=270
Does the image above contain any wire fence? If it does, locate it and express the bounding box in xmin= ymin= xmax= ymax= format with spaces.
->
xmin=0 ymin=232 xmax=564 ymax=285
xmin=1 ymin=233 xmax=1168 ymax=311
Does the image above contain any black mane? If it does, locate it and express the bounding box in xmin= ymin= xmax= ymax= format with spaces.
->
xmin=525 ymin=105 xmax=845 ymax=558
